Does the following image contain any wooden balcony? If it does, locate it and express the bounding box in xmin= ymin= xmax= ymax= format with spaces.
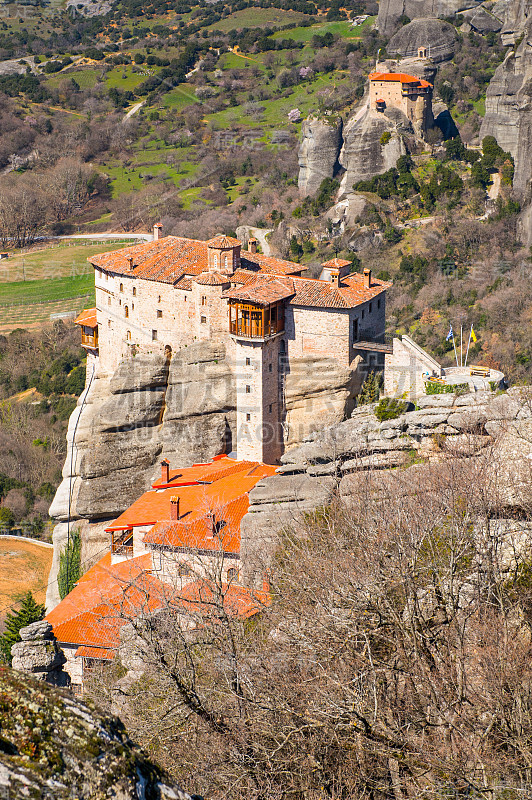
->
xmin=81 ymin=329 xmax=98 ymax=350
xmin=111 ymin=530 xmax=133 ymax=557
xmin=229 ymin=300 xmax=285 ymax=340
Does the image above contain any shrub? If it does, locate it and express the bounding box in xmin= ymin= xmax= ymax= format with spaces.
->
xmin=357 ymin=371 xmax=383 ymax=405
xmin=374 ymin=397 xmax=408 ymax=421
xmin=425 ymin=381 xmax=469 ymax=395
xmin=380 ymin=131 xmax=391 ymax=146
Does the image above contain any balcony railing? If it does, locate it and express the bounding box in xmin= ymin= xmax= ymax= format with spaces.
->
xmin=229 ymin=319 xmax=284 ymax=339
xmin=81 ymin=331 xmax=98 ymax=349
xmin=229 ymin=301 xmax=285 ymax=340
xmin=111 ymin=530 xmax=133 ymax=557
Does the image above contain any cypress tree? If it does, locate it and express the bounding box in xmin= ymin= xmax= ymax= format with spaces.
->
xmin=0 ymin=592 xmax=45 ymax=665
xmin=58 ymin=529 xmax=82 ymax=600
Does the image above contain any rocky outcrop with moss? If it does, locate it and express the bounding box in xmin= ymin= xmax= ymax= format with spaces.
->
xmin=0 ymin=666 xmax=198 ymax=799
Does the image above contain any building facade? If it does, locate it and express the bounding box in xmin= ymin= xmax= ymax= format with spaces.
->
xmin=369 ymin=71 xmax=433 ymax=135
xmin=78 ymin=231 xmax=390 ymax=464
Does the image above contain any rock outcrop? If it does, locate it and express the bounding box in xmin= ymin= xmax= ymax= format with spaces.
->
xmin=240 ymin=387 xmax=532 ymax=587
xmin=11 ymin=621 xmax=69 ymax=687
xmin=47 ymin=341 xmax=235 ymax=610
xmin=298 ymin=114 xmax=343 ymax=196
xmin=338 ymin=109 xmax=408 ymax=196
xmin=0 ymin=667 xmax=198 ymax=799
xmin=387 ymin=18 xmax=458 ymax=62
xmin=480 ymin=25 xmax=532 ymax=196
xmin=377 ymin=0 xmax=478 ymax=37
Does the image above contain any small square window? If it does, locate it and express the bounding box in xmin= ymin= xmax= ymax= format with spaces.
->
xmin=158 ymin=295 xmax=161 ymax=303
xmin=246 ymin=385 xmax=251 ymax=394
xmin=202 ymin=296 xmax=207 ymax=306
xmin=268 ymin=363 xmax=272 ymax=372
xmin=132 ymin=303 xmax=134 ymax=310
xmin=269 ymin=404 xmax=273 ymax=413
xmin=157 ymin=309 xmax=163 ymax=318
xmin=246 ymin=413 xmax=251 ymax=421
xmin=200 ymin=315 xmax=207 ymax=324
xmin=132 ymin=287 xmax=136 ymax=296
xmin=246 ymin=357 xmax=251 ymax=366
xmin=152 ymin=330 xmax=157 ymax=341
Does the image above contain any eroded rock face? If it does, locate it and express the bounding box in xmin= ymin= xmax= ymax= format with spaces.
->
xmin=480 ymin=26 xmax=532 ymax=196
xmin=377 ymin=0 xmax=478 ymax=37
xmin=298 ymin=114 xmax=343 ymax=196
xmin=338 ymin=110 xmax=408 ymax=196
xmin=241 ymin=388 xmax=532 ymax=588
xmin=387 ymin=18 xmax=458 ymax=62
xmin=47 ymin=341 xmax=236 ymax=610
xmin=0 ymin=667 xmax=198 ymax=800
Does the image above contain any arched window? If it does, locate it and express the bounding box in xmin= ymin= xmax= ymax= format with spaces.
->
xmin=120 ymin=283 xmax=124 ymax=292
xmin=125 ymin=306 xmax=129 ymax=318
xmin=227 ymin=567 xmax=238 ymax=583
xmin=132 ymin=287 xmax=136 ymax=297
xmin=126 ymin=330 xmax=131 ymax=341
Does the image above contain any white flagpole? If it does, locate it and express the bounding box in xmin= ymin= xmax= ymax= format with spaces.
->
xmin=451 ymin=329 xmax=459 ymax=367
xmin=460 ymin=326 xmax=463 ymax=367
xmin=464 ymin=324 xmax=473 ymax=368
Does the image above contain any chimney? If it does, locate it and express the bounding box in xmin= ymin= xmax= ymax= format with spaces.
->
xmin=161 ymin=459 xmax=170 ymax=484
xmin=170 ymin=496 xmax=180 ymax=521
xmin=153 ymin=223 xmax=162 ymax=241
xmin=330 ymin=269 xmax=340 ymax=287
xmin=364 ymin=268 xmax=371 ymax=289
xmin=248 ymin=237 xmax=258 ymax=254
xmin=127 ymin=256 xmax=134 ymax=271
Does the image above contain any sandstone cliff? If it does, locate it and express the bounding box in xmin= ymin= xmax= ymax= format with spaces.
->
xmin=377 ymin=0 xmax=478 ymax=36
xmin=387 ymin=18 xmax=458 ymax=62
xmin=47 ymin=341 xmax=236 ymax=609
xmin=480 ymin=24 xmax=532 ymax=196
xmin=240 ymin=388 xmax=532 ymax=587
xmin=338 ymin=108 xmax=408 ymax=196
xmin=297 ymin=114 xmax=343 ymax=196
xmin=0 ymin=666 xmax=197 ymax=799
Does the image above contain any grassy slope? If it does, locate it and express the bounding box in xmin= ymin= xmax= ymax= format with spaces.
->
xmin=0 ymin=538 xmax=53 ymax=607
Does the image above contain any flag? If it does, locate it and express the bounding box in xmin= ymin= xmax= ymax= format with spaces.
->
xmin=471 ymin=328 xmax=477 ymax=344
xmin=446 ymin=325 xmax=454 ymax=342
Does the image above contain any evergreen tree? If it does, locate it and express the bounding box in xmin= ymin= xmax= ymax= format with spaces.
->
xmin=0 ymin=592 xmax=45 ymax=665
xmin=357 ymin=371 xmax=383 ymax=405
xmin=58 ymin=529 xmax=82 ymax=600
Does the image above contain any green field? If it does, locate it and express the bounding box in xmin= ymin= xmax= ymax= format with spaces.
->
xmin=0 ymin=274 xmax=94 ymax=305
xmin=44 ymin=68 xmax=99 ymax=90
xmin=206 ymin=7 xmax=311 ymax=32
xmin=270 ymin=17 xmax=375 ymax=41
xmin=0 ymin=242 xmax=129 ymax=283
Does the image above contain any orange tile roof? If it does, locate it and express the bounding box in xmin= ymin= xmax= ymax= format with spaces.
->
xmin=152 ymin=455 xmax=262 ymax=489
xmin=194 ymin=271 xmax=230 ymax=286
xmin=224 ymin=275 xmax=295 ymax=306
xmin=88 ymin=236 xmax=304 ymax=285
xmin=224 ymin=272 xmax=390 ymax=310
xmin=47 ymin=552 xmax=270 ymax=650
xmin=321 ymin=258 xmax=352 ymax=268
xmin=207 ymin=234 xmax=241 ymax=248
xmin=74 ymin=307 xmax=97 ymax=328
xmin=369 ymin=72 xmax=432 ymax=88
xmin=75 ymin=645 xmax=115 ymax=660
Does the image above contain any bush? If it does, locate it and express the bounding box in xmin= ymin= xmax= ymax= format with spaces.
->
xmin=425 ymin=381 xmax=469 ymax=395
xmin=357 ymin=372 xmax=383 ymax=405
xmin=0 ymin=592 xmax=45 ymax=665
xmin=374 ymin=397 xmax=408 ymax=421
xmin=380 ymin=131 xmax=391 ymax=146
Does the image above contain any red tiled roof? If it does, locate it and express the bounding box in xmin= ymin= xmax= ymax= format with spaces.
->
xmin=321 ymin=258 xmax=351 ymax=268
xmin=75 ymin=645 xmax=115 ymax=660
xmin=207 ymin=234 xmax=241 ymax=248
xmin=224 ymin=275 xmax=295 ymax=306
xmin=152 ymin=455 xmax=263 ymax=489
xmin=369 ymin=72 xmax=432 ymax=88
xmin=194 ymin=271 xmax=230 ymax=286
xmin=224 ymin=272 xmax=390 ymax=310
xmin=74 ymin=308 xmax=97 ymax=328
xmin=89 ymin=236 xmax=304 ymax=285
xmin=47 ymin=552 xmax=270 ymax=650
